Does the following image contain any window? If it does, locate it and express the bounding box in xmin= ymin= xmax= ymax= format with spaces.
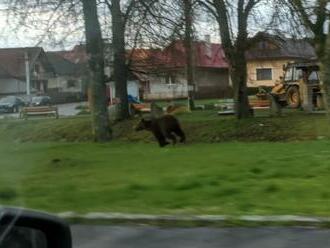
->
xmin=67 ymin=79 xmax=77 ymax=88
xmin=165 ymin=74 xmax=176 ymax=85
xmin=34 ymin=64 xmax=40 ymax=73
xmin=284 ymin=67 xmax=293 ymax=81
xmin=256 ymin=41 xmax=277 ymax=50
xmin=293 ymin=68 xmax=303 ymax=81
xmin=308 ymin=71 xmax=318 ymax=81
xmin=256 ymin=68 xmax=272 ymax=81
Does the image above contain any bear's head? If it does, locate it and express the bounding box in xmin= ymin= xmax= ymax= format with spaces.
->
xmin=135 ymin=118 xmax=152 ymax=131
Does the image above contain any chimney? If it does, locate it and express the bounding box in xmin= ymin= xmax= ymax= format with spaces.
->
xmin=205 ymin=35 xmax=211 ymax=43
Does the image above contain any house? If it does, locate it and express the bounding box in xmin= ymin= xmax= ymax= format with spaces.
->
xmin=46 ymin=52 xmax=85 ymax=95
xmin=130 ymin=40 xmax=231 ymax=100
xmin=0 ymin=47 xmax=54 ymax=97
xmin=61 ymin=44 xmax=142 ymax=101
xmin=58 ymin=43 xmax=113 ymax=78
xmin=246 ymin=33 xmax=317 ymax=87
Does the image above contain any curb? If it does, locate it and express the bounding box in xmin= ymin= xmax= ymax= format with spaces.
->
xmin=57 ymin=212 xmax=330 ymax=227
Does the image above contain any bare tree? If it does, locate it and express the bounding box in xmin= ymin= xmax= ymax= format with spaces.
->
xmin=132 ymin=0 xmax=197 ymax=109
xmin=323 ymin=22 xmax=330 ymax=114
xmin=280 ymin=1 xmax=330 ymax=112
xmin=5 ymin=0 xmax=111 ymax=141
xmin=285 ymin=0 xmax=330 ymax=59
xmin=199 ymin=1 xmax=265 ymax=118
xmin=82 ymin=0 xmax=111 ymax=141
xmin=183 ymin=0 xmax=196 ymax=110
xmin=103 ymin=0 xmax=130 ymax=120
xmin=106 ymin=0 xmax=175 ymax=120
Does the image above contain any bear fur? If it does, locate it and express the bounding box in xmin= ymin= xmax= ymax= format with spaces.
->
xmin=135 ymin=115 xmax=186 ymax=147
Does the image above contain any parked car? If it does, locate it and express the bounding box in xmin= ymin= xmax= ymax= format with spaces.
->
xmin=0 ymin=96 xmax=26 ymax=113
xmin=31 ymin=96 xmax=52 ymax=106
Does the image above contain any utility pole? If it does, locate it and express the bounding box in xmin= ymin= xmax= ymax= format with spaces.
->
xmin=25 ymin=51 xmax=31 ymax=97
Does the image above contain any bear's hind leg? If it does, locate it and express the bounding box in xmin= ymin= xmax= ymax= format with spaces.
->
xmin=153 ymin=129 xmax=170 ymax=147
xmin=165 ymin=132 xmax=177 ymax=145
xmin=174 ymin=128 xmax=186 ymax=143
xmin=159 ymin=140 xmax=170 ymax=147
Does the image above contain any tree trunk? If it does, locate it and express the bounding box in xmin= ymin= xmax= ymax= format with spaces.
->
xmin=321 ymin=25 xmax=330 ymax=116
xmin=183 ymin=0 xmax=195 ymax=110
xmin=231 ymin=53 xmax=251 ymax=118
xmin=81 ymin=0 xmax=111 ymax=142
xmin=232 ymin=11 xmax=252 ymax=119
xmin=111 ymin=0 xmax=130 ymax=120
xmin=212 ymin=0 xmax=252 ymax=119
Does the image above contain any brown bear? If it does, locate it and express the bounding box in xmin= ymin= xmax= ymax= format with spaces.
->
xmin=135 ymin=115 xmax=186 ymax=147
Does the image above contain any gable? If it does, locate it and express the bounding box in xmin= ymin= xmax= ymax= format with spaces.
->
xmin=0 ymin=47 xmax=54 ymax=80
xmin=46 ymin=52 xmax=84 ymax=76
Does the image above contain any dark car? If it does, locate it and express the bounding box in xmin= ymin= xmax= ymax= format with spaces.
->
xmin=31 ymin=96 xmax=52 ymax=106
xmin=0 ymin=96 xmax=26 ymax=113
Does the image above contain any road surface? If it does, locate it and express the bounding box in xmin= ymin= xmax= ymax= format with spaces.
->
xmin=71 ymin=225 xmax=330 ymax=248
xmin=0 ymin=102 xmax=86 ymax=119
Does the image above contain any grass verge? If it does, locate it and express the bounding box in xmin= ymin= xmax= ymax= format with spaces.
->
xmin=1 ymin=141 xmax=330 ymax=216
xmin=0 ymin=110 xmax=329 ymax=143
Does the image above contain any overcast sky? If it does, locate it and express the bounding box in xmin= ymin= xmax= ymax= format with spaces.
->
xmin=0 ymin=2 xmax=295 ymax=51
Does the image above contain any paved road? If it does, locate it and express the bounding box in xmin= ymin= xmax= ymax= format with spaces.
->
xmin=71 ymin=225 xmax=330 ymax=248
xmin=0 ymin=102 xmax=86 ymax=119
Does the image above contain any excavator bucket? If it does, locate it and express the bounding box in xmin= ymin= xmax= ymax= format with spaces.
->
xmin=271 ymin=83 xmax=286 ymax=95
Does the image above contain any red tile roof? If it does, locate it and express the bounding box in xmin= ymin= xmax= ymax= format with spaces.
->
xmin=164 ymin=40 xmax=229 ymax=68
xmin=130 ymin=40 xmax=229 ymax=71
xmin=55 ymin=40 xmax=229 ymax=73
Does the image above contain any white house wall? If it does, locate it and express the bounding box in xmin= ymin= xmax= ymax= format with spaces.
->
xmin=48 ymin=76 xmax=82 ymax=93
xmin=144 ymin=73 xmax=188 ymax=100
xmin=107 ymin=80 xmax=140 ymax=99
xmin=146 ymin=83 xmax=188 ymax=100
xmin=0 ymin=78 xmax=27 ymax=94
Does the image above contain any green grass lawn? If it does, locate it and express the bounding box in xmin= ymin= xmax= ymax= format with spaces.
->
xmin=1 ymin=141 xmax=330 ymax=216
xmin=1 ymin=110 xmax=330 ymax=216
xmin=1 ymin=110 xmax=330 ymax=143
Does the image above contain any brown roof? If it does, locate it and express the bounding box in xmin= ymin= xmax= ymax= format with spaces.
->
xmin=59 ymin=45 xmax=89 ymax=64
xmin=57 ymin=44 xmax=113 ymax=65
xmin=246 ymin=33 xmax=317 ymax=61
xmin=46 ymin=51 xmax=85 ymax=76
xmin=0 ymin=47 xmax=54 ymax=79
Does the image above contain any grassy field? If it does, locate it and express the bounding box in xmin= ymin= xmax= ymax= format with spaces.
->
xmin=0 ymin=141 xmax=330 ymax=216
xmin=0 ymin=110 xmax=330 ymax=143
xmin=0 ymin=110 xmax=330 ymax=216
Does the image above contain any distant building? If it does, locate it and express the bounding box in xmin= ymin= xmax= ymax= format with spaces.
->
xmin=130 ymin=40 xmax=231 ymax=100
xmin=246 ymin=33 xmax=317 ymax=87
xmin=47 ymin=52 xmax=85 ymax=94
xmin=58 ymin=43 xmax=113 ymax=78
xmin=56 ymin=43 xmax=141 ymax=101
xmin=0 ymin=47 xmax=54 ymax=97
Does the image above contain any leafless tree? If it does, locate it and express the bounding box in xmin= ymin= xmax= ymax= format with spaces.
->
xmin=5 ymin=0 xmax=111 ymax=141
xmin=278 ymin=1 xmax=330 ymax=112
xmin=281 ymin=0 xmax=330 ymax=59
xmin=104 ymin=0 xmax=132 ymax=120
xmin=134 ymin=0 xmax=198 ymax=109
xmin=183 ymin=0 xmax=196 ymax=110
xmin=82 ymin=0 xmax=111 ymax=141
xmin=199 ymin=0 xmax=268 ymax=119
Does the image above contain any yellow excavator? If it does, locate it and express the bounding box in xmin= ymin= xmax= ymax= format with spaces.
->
xmin=270 ymin=62 xmax=323 ymax=109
